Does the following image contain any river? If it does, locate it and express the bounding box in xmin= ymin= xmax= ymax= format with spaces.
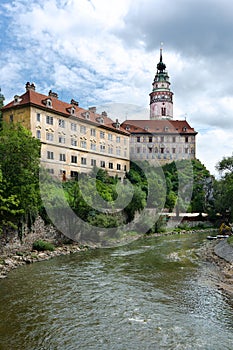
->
xmin=0 ymin=233 xmax=233 ymax=350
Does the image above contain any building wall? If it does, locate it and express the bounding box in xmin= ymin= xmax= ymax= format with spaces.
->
xmin=3 ymin=105 xmax=130 ymax=180
xmin=129 ymin=133 xmax=196 ymax=164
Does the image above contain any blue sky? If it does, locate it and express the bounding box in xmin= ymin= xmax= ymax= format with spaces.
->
xmin=0 ymin=0 xmax=232 ymax=175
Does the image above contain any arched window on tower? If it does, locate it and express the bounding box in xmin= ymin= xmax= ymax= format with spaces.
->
xmin=161 ymin=107 xmax=166 ymax=116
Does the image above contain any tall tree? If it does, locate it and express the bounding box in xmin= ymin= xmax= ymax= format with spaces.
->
xmin=213 ymin=156 xmax=233 ymax=221
xmin=0 ymin=123 xmax=41 ymax=233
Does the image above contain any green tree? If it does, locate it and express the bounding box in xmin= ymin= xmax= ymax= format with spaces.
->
xmin=0 ymin=88 xmax=5 ymax=130
xmin=0 ymin=168 xmax=23 ymax=234
xmin=213 ymin=156 xmax=233 ymax=221
xmin=0 ymin=123 xmax=41 ymax=233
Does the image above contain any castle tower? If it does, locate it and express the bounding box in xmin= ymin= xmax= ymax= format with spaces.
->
xmin=150 ymin=46 xmax=173 ymax=120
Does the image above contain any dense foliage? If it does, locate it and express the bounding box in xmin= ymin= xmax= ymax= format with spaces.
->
xmin=212 ymin=156 xmax=233 ymax=222
xmin=0 ymin=106 xmax=232 ymax=238
xmin=0 ymin=123 xmax=41 ymax=235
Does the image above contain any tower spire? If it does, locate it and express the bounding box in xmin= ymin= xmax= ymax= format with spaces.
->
xmin=149 ymin=45 xmax=173 ymax=120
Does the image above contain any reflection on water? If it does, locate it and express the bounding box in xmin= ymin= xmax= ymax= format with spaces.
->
xmin=0 ymin=233 xmax=232 ymax=350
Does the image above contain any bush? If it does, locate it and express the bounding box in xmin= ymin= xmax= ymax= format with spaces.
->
xmin=227 ymin=235 xmax=233 ymax=246
xmin=32 ymin=240 xmax=55 ymax=251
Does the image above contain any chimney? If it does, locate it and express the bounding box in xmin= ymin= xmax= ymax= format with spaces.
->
xmin=70 ymin=99 xmax=79 ymax=106
xmin=25 ymin=82 xmax=36 ymax=91
xmin=89 ymin=106 xmax=96 ymax=113
xmin=101 ymin=111 xmax=107 ymax=117
xmin=48 ymin=90 xmax=58 ymax=99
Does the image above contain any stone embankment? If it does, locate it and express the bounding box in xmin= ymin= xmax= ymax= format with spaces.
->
xmin=0 ymin=216 xmax=91 ymax=279
xmin=204 ymin=239 xmax=233 ymax=296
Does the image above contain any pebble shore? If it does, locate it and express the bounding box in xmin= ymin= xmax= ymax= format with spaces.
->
xmin=0 ymin=244 xmax=90 ymax=279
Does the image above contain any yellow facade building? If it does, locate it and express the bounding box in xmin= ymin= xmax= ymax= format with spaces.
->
xmin=2 ymin=82 xmax=130 ymax=180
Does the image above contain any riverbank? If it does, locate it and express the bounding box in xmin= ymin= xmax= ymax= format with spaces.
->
xmin=201 ymin=239 xmax=233 ymax=297
xmin=0 ymin=243 xmax=93 ymax=279
xmin=0 ymin=227 xmax=216 ymax=279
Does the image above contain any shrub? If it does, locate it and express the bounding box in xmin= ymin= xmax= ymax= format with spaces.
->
xmin=32 ymin=240 xmax=55 ymax=251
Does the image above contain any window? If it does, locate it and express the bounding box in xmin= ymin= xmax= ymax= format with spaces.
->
xmin=172 ymin=136 xmax=176 ymax=143
xmin=71 ymin=138 xmax=77 ymax=146
xmin=172 ymin=148 xmax=176 ymax=154
xmin=148 ymin=147 xmax=152 ymax=153
xmin=59 ymin=136 xmax=66 ymax=144
xmin=117 ymin=164 xmax=121 ymax=171
xmin=80 ymin=140 xmax=87 ymax=149
xmin=185 ymin=136 xmax=189 ymax=143
xmin=47 ymin=151 xmax=54 ymax=160
xmin=109 ymin=162 xmax=113 ymax=169
xmin=46 ymin=116 xmax=53 ymax=125
xmin=71 ymin=123 xmax=77 ymax=131
xmin=59 ymin=119 xmax=65 ymax=128
xmin=160 ymin=136 xmax=164 ymax=142
xmin=60 ymin=153 xmax=66 ymax=161
xmin=91 ymin=159 xmax=96 ymax=166
xmin=116 ymin=148 xmax=121 ymax=156
xmin=116 ymin=136 xmax=121 ymax=143
xmin=185 ymin=148 xmax=189 ymax=154
xmin=91 ymin=143 xmax=96 ymax=151
xmin=80 ymin=125 xmax=86 ymax=134
xmin=46 ymin=133 xmax=54 ymax=141
xmin=160 ymin=148 xmax=164 ymax=154
xmin=137 ymin=137 xmax=140 ymax=143
xmin=137 ymin=147 xmax=140 ymax=153
xmin=36 ymin=130 xmax=41 ymax=139
xmin=71 ymin=155 xmax=77 ymax=163
xmin=100 ymin=131 xmax=105 ymax=139
xmin=71 ymin=171 xmax=78 ymax=178
xmin=161 ymin=107 xmax=166 ymax=116
xmin=9 ymin=114 xmax=13 ymax=122
xmin=90 ymin=128 xmax=96 ymax=136
xmin=100 ymin=161 xmax=105 ymax=168
xmin=81 ymin=157 xmax=86 ymax=165
xmin=37 ymin=113 xmax=41 ymax=122
xmin=100 ymin=145 xmax=105 ymax=152
xmin=108 ymin=146 xmax=113 ymax=154
xmin=108 ymin=133 xmax=113 ymax=141
xmin=124 ymin=165 xmax=127 ymax=171
xmin=47 ymin=168 xmax=54 ymax=174
xmin=148 ymin=136 xmax=153 ymax=143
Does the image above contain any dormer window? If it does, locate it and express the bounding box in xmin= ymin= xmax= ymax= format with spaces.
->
xmin=113 ymin=118 xmax=120 ymax=129
xmin=14 ymin=95 xmax=22 ymax=104
xmin=164 ymin=126 xmax=169 ymax=132
xmin=183 ymin=127 xmax=187 ymax=132
xmin=125 ymin=125 xmax=130 ymax=131
xmin=44 ymin=98 xmax=52 ymax=108
xmin=96 ymin=116 xmax=104 ymax=124
xmin=85 ymin=112 xmax=90 ymax=120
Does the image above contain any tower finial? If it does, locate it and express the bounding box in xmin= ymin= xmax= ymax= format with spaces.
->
xmin=160 ymin=42 xmax=163 ymax=62
xmin=157 ymin=42 xmax=166 ymax=72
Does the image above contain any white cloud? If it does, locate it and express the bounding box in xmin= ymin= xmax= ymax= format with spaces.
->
xmin=0 ymin=0 xmax=232 ymax=176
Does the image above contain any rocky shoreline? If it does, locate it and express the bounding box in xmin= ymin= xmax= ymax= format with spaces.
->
xmin=0 ymin=243 xmax=92 ymax=279
xmin=201 ymin=239 xmax=233 ymax=297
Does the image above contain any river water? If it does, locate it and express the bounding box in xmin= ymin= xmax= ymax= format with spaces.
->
xmin=0 ymin=233 xmax=233 ymax=350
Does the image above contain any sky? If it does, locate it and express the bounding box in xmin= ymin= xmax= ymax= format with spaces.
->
xmin=0 ymin=0 xmax=232 ymax=176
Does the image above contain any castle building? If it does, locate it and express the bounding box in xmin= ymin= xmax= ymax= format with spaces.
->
xmin=2 ymin=83 xmax=130 ymax=180
xmin=121 ymin=47 xmax=197 ymax=165
xmin=2 ymin=48 xmax=197 ymax=175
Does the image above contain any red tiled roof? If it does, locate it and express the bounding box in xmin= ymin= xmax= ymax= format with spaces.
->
xmin=121 ymin=119 xmax=197 ymax=135
xmin=3 ymin=88 xmax=129 ymax=135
